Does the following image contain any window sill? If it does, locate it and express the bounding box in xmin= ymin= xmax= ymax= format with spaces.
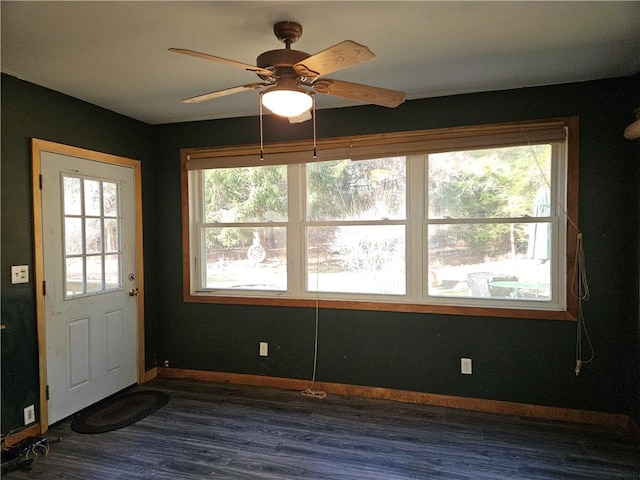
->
xmin=183 ymin=293 xmax=576 ymax=321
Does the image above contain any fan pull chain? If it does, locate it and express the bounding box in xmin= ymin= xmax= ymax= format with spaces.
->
xmin=259 ymin=93 xmax=264 ymax=161
xmin=312 ymin=94 xmax=317 ymax=159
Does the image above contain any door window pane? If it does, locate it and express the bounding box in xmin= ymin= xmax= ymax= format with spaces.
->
xmin=86 ymin=255 xmax=103 ymax=293
xmin=63 ymin=177 xmax=82 ymax=215
xmin=103 ymin=182 xmax=118 ymax=216
xmin=104 ymin=254 xmax=120 ymax=290
xmin=104 ymin=218 xmax=119 ymax=253
xmin=84 ymin=179 xmax=102 ymax=216
xmin=66 ymin=257 xmax=84 ymax=295
xmin=64 ymin=217 xmax=82 ymax=255
xmin=85 ymin=218 xmax=102 ymax=254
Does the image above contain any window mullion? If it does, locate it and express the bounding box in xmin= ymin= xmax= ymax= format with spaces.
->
xmin=407 ymin=154 xmax=425 ymax=299
xmin=288 ymin=163 xmax=303 ymax=296
xmin=551 ymin=143 xmax=567 ymax=307
xmin=193 ymin=170 xmax=205 ymax=291
xmin=428 ymin=217 xmax=553 ymax=225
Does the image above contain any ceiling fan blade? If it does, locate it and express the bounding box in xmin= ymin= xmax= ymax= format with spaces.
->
xmin=169 ymin=48 xmax=274 ymax=77
xmin=181 ymin=83 xmax=270 ymax=104
xmin=294 ymin=40 xmax=374 ymax=78
xmin=311 ymin=79 xmax=405 ymax=108
xmin=288 ymin=110 xmax=312 ymax=124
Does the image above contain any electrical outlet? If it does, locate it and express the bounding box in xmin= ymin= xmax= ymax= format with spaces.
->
xmin=461 ymin=358 xmax=472 ymax=375
xmin=259 ymin=342 xmax=268 ymax=357
xmin=24 ymin=405 xmax=35 ymax=425
xmin=11 ymin=265 xmax=29 ymax=284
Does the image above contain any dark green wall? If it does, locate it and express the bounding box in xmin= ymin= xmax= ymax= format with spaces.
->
xmin=634 ymin=112 xmax=640 ymax=423
xmin=1 ymin=74 xmax=156 ymax=432
xmin=153 ymin=75 xmax=639 ymax=417
xmin=2 ymin=72 xmax=639 ymax=434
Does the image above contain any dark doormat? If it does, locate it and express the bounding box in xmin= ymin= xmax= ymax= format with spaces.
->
xmin=70 ymin=390 xmax=170 ymax=434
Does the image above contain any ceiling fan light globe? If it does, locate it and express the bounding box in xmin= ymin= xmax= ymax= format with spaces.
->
xmin=262 ymin=89 xmax=312 ymax=117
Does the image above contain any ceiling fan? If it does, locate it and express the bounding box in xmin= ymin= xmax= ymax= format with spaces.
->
xmin=169 ymin=21 xmax=405 ymax=121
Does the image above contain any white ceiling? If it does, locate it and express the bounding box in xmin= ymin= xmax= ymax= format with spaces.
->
xmin=2 ymin=1 xmax=639 ymax=125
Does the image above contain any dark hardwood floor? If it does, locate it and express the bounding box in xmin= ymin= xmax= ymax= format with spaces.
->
xmin=5 ymin=377 xmax=640 ymax=479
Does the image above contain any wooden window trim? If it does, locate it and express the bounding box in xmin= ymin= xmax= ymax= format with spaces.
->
xmin=181 ymin=117 xmax=579 ymax=321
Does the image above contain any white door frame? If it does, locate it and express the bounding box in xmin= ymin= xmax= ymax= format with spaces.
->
xmin=32 ymin=138 xmax=146 ymax=432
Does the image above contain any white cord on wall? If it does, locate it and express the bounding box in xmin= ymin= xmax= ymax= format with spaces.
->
xmin=302 ymin=96 xmax=326 ymax=400
xmin=301 ymin=298 xmax=326 ymax=399
xmin=573 ymin=232 xmax=594 ymax=375
xmin=522 ymin=129 xmax=594 ymax=375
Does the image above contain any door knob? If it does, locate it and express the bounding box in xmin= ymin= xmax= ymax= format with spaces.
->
xmin=128 ymin=288 xmax=139 ymax=297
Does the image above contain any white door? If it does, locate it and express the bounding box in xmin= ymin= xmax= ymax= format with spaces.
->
xmin=41 ymin=151 xmax=139 ymax=424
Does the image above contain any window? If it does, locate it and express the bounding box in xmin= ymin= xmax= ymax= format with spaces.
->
xmin=182 ymin=118 xmax=578 ymax=320
xmin=306 ymin=156 xmax=407 ymax=295
xmin=63 ymin=175 xmax=121 ymax=297
xmin=198 ymin=165 xmax=288 ymax=291
xmin=426 ymin=144 xmax=561 ymax=306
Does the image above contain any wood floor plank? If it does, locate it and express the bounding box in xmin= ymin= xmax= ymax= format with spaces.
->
xmin=4 ymin=377 xmax=639 ymax=479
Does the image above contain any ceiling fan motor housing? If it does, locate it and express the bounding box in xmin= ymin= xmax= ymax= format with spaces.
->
xmin=257 ymin=49 xmax=311 ymax=83
xmin=257 ymin=49 xmax=310 ymax=70
xmin=257 ymin=21 xmax=311 ymax=81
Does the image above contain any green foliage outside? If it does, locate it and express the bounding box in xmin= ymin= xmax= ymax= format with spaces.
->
xmin=201 ymin=144 xmax=551 ymax=264
xmin=428 ymin=144 xmax=551 ymax=258
xmin=306 ymin=157 xmax=405 ymax=222
xmin=203 ymin=165 xmax=287 ymax=248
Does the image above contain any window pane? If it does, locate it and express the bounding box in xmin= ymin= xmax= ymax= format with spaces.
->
xmin=63 ymin=176 xmax=82 ymax=215
xmin=427 ymin=223 xmax=551 ymax=300
xmin=65 ymin=217 xmax=82 ymax=255
xmin=307 ymin=157 xmax=406 ymax=221
xmin=86 ymin=255 xmax=103 ymax=293
xmin=103 ymin=181 xmax=118 ymax=217
xmin=104 ymin=254 xmax=120 ymax=289
xmin=104 ymin=218 xmax=118 ymax=253
xmin=203 ymin=226 xmax=286 ymax=290
xmin=65 ymin=257 xmax=84 ymax=295
xmin=203 ymin=165 xmax=288 ymax=223
xmin=428 ymin=145 xmax=552 ymax=219
xmin=84 ymin=179 xmax=102 ymax=216
xmin=85 ymin=218 xmax=102 ymax=254
xmin=307 ymin=225 xmax=405 ymax=295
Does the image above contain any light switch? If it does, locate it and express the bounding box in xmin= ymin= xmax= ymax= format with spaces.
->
xmin=11 ymin=265 xmax=29 ymax=284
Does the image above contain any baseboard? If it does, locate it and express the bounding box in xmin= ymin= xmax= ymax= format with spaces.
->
xmin=157 ymin=367 xmax=633 ymax=431
xmin=1 ymin=423 xmax=42 ymax=449
xmin=626 ymin=416 xmax=640 ymax=437
xmin=144 ymin=367 xmax=158 ymax=382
